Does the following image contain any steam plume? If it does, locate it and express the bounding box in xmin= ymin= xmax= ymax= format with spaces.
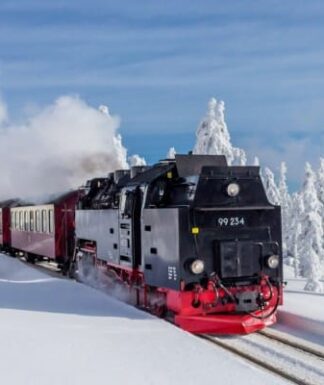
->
xmin=0 ymin=95 xmax=129 ymax=200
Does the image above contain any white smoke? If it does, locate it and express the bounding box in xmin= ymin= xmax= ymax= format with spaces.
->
xmin=0 ymin=95 xmax=129 ymax=199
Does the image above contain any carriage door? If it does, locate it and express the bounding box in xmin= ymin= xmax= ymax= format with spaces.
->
xmin=119 ymin=187 xmax=142 ymax=268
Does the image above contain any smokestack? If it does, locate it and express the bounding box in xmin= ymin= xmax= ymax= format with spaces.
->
xmin=114 ymin=169 xmax=130 ymax=183
xmin=130 ymin=166 xmax=150 ymax=178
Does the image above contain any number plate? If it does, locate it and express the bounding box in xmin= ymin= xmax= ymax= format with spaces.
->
xmin=217 ymin=217 xmax=246 ymax=227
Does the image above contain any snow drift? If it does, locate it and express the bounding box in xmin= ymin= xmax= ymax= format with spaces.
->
xmin=0 ymin=253 xmax=289 ymax=385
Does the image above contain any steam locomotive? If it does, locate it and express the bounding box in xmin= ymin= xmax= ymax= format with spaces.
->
xmin=73 ymin=154 xmax=283 ymax=334
xmin=0 ymin=154 xmax=283 ymax=334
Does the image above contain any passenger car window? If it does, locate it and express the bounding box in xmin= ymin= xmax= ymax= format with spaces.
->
xmin=30 ymin=211 xmax=34 ymax=231
xmin=15 ymin=212 xmax=18 ymax=229
xmin=42 ymin=209 xmax=47 ymax=233
xmin=19 ymin=211 xmax=23 ymax=230
xmin=36 ymin=210 xmax=40 ymax=232
xmin=24 ymin=211 xmax=29 ymax=231
xmin=49 ymin=209 xmax=54 ymax=233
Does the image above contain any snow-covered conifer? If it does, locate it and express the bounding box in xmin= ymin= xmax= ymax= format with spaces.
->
xmin=316 ymin=158 xmax=324 ymax=223
xmin=292 ymin=223 xmax=301 ymax=278
xmin=299 ymin=163 xmax=323 ymax=292
xmin=166 ymin=147 xmax=176 ymax=159
xmin=193 ymin=98 xmax=246 ymax=165
xmin=289 ymin=193 xmax=304 ymax=276
xmin=278 ymin=162 xmax=292 ymax=259
xmin=263 ymin=167 xmax=280 ymax=205
xmin=253 ymin=157 xmax=260 ymax=166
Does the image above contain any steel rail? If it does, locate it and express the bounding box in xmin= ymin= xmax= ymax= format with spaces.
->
xmin=199 ymin=334 xmax=320 ymax=385
xmin=258 ymin=329 xmax=324 ymax=361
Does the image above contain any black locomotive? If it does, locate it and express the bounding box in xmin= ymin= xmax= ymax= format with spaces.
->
xmin=74 ymin=154 xmax=283 ymax=334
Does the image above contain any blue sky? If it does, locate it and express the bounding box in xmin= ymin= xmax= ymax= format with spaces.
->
xmin=0 ymin=0 xmax=323 ymax=189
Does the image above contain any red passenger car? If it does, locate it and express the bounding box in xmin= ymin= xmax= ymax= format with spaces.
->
xmin=0 ymin=199 xmax=20 ymax=252
xmin=10 ymin=191 xmax=78 ymax=270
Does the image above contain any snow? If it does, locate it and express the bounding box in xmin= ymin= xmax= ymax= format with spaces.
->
xmin=0 ymin=254 xmax=289 ymax=385
xmin=263 ymin=167 xmax=280 ymax=205
xmin=210 ymin=332 xmax=324 ymax=385
xmin=277 ymin=292 xmax=324 ymax=342
xmin=273 ymin=265 xmax=324 ymax=346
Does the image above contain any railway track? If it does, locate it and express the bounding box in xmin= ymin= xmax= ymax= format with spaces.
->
xmin=258 ymin=328 xmax=324 ymax=360
xmin=200 ymin=329 xmax=324 ymax=385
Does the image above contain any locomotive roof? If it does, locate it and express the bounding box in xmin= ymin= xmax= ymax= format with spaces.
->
xmin=128 ymin=163 xmax=173 ymax=185
xmin=175 ymin=154 xmax=227 ymax=177
xmin=127 ymin=154 xmax=228 ymax=185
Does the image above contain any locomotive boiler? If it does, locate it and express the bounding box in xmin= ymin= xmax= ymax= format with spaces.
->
xmin=73 ymin=154 xmax=283 ymax=334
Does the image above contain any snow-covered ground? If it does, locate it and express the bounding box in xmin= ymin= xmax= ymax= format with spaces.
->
xmin=273 ymin=265 xmax=324 ymax=347
xmin=0 ymin=254 xmax=289 ymax=385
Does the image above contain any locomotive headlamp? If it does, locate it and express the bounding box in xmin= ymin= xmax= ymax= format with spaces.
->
xmin=190 ymin=259 xmax=205 ymax=274
xmin=226 ymin=182 xmax=240 ymax=197
xmin=267 ymin=254 xmax=279 ymax=269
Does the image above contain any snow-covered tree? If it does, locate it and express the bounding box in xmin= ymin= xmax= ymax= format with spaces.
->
xmin=193 ymin=98 xmax=246 ymax=165
xmin=299 ymin=163 xmax=323 ymax=292
xmin=317 ymin=158 xmax=324 ymax=202
xmin=278 ymin=162 xmax=292 ymax=259
xmin=263 ymin=167 xmax=280 ymax=205
xmin=292 ymin=223 xmax=302 ymax=278
xmin=166 ymin=147 xmax=176 ymax=159
xmin=253 ymin=157 xmax=260 ymax=166
xmin=316 ymin=158 xmax=324 ymax=226
xmin=289 ymin=193 xmax=304 ymax=276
